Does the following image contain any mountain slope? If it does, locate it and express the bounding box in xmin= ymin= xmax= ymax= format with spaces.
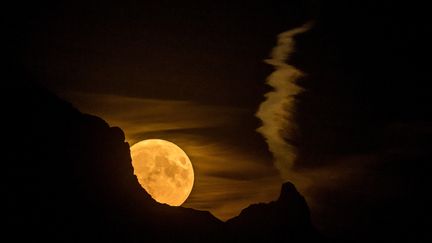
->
xmin=5 ymin=75 xmax=322 ymax=242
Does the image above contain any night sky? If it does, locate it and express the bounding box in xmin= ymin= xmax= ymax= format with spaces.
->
xmin=6 ymin=0 xmax=431 ymax=241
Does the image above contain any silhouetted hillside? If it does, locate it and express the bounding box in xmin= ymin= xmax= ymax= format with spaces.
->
xmin=5 ymin=73 xmax=322 ymax=242
xmin=227 ymin=182 xmax=323 ymax=242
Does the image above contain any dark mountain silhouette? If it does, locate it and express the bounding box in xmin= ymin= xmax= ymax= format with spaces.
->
xmin=227 ymin=182 xmax=322 ymax=242
xmin=5 ymin=72 xmax=322 ymax=242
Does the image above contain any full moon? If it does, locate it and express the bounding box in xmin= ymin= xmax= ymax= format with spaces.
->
xmin=130 ymin=139 xmax=194 ymax=206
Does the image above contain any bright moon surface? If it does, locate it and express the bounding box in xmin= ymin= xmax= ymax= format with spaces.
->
xmin=130 ymin=139 xmax=194 ymax=206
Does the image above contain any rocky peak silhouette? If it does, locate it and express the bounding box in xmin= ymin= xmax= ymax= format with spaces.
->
xmin=226 ymin=181 xmax=320 ymax=242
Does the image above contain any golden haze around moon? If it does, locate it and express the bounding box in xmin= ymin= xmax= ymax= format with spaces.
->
xmin=130 ymin=139 xmax=194 ymax=206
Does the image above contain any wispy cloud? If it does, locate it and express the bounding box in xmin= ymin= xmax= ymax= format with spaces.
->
xmin=186 ymin=175 xmax=282 ymax=220
xmin=61 ymin=92 xmax=247 ymax=144
xmin=255 ymin=23 xmax=311 ymax=180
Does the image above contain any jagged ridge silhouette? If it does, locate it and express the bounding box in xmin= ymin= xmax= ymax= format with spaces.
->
xmin=5 ymin=73 xmax=322 ymax=242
